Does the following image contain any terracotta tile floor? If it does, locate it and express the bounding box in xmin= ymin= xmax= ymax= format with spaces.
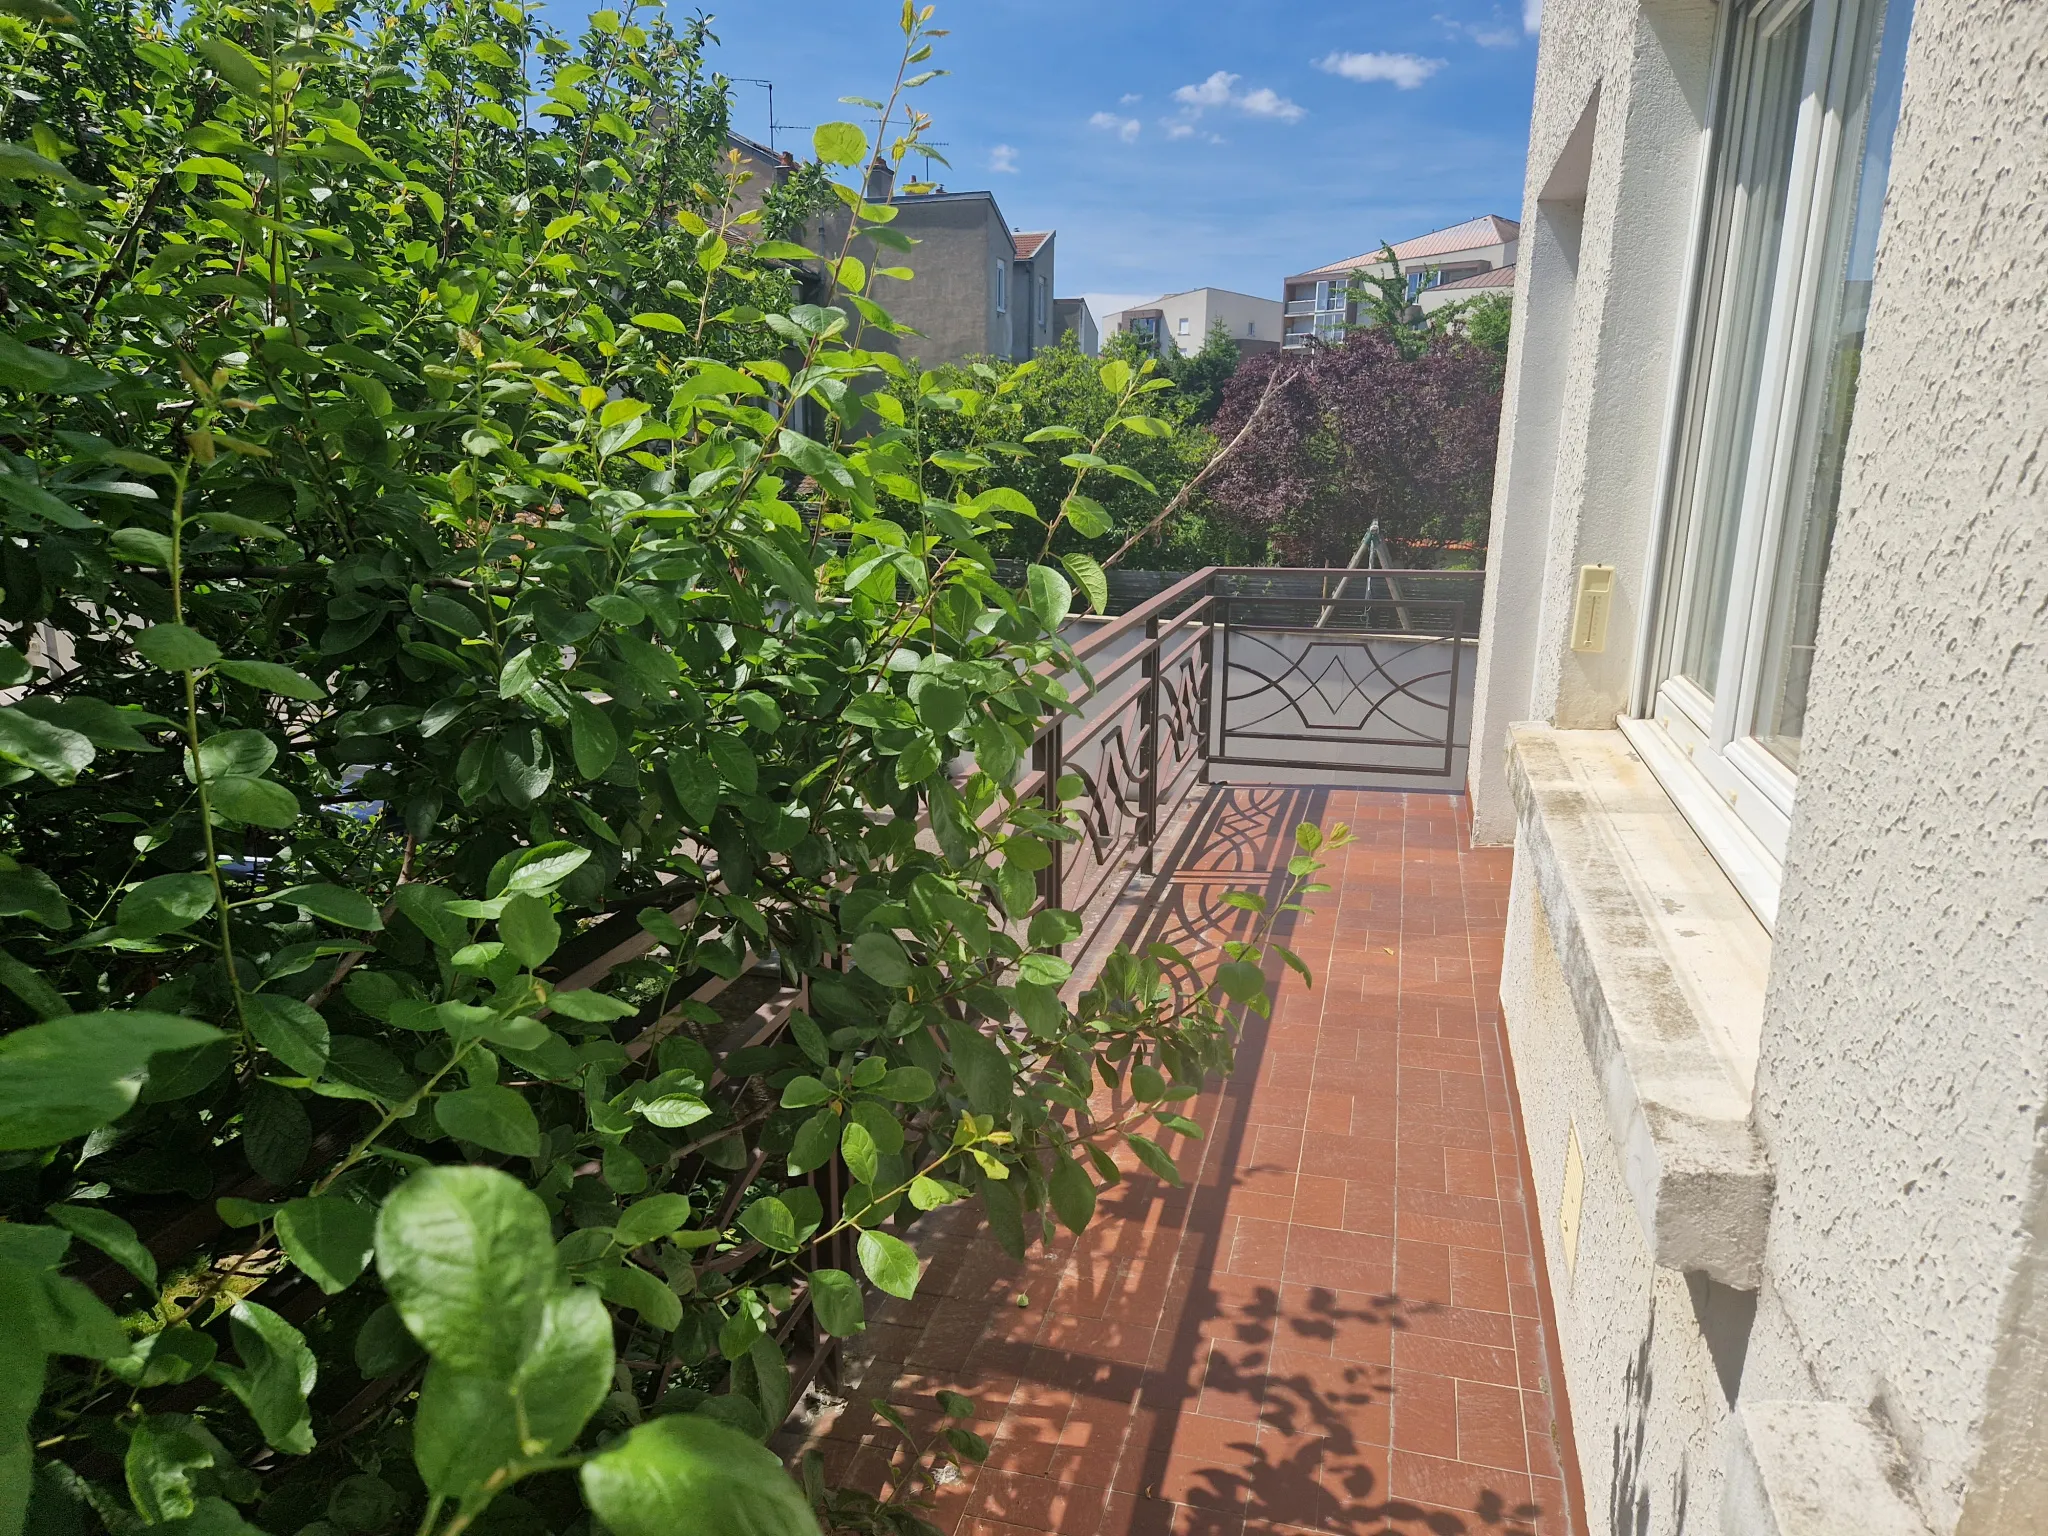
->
xmin=807 ymin=788 xmax=1580 ymax=1536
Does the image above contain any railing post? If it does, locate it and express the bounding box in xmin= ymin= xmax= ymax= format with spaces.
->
xmin=1199 ymin=584 xmax=1219 ymax=782
xmin=1034 ymin=721 xmax=1065 ymax=912
xmin=1138 ymin=616 xmax=1160 ymax=875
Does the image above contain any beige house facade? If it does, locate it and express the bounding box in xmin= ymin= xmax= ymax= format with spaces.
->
xmin=1468 ymin=0 xmax=2047 ymax=1532
xmin=1284 ymin=215 xmax=1520 ymax=347
xmin=1100 ymin=287 xmax=1284 ymax=357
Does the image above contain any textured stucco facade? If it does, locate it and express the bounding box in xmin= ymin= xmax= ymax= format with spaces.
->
xmin=1469 ymin=1 xmax=2048 ymax=1534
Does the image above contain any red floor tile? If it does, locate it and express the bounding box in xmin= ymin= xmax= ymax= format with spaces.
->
xmin=805 ymin=791 xmax=1579 ymax=1536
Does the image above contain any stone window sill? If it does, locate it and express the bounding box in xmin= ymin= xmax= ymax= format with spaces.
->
xmin=1506 ymin=723 xmax=1774 ymax=1287
xmin=1724 ymin=1401 xmax=1933 ymax=1536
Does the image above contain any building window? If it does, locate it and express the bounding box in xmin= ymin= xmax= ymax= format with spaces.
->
xmin=1177 ymin=316 xmax=1190 ymax=336
xmin=1640 ymin=0 xmax=1914 ymax=868
xmin=1038 ymin=276 xmax=1048 ymax=330
xmin=994 ymin=259 xmax=1006 ymax=315
xmin=1247 ymin=320 xmax=1257 ymax=338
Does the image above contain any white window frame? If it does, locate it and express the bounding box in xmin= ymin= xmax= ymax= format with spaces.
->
xmin=994 ymin=258 xmax=1007 ymax=315
xmin=1628 ymin=0 xmax=1910 ymax=925
xmin=1037 ymin=276 xmax=1048 ymax=331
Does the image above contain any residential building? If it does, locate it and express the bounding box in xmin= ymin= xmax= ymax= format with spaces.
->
xmin=745 ymin=153 xmax=1061 ymax=370
xmin=1415 ymin=260 xmax=1517 ymax=316
xmin=1283 ymin=213 xmax=1520 ymax=347
xmin=1051 ymin=297 xmax=1098 ymax=356
xmin=1469 ymin=0 xmax=2047 ymax=1533
xmin=832 ymin=160 xmax=1056 ymax=367
xmin=1099 ymin=287 xmax=1283 ymax=357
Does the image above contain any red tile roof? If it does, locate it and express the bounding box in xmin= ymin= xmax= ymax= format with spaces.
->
xmin=1296 ymin=214 xmax=1520 ymax=279
xmin=1434 ymin=263 xmax=1517 ymax=291
xmin=1012 ymin=230 xmax=1051 ymax=258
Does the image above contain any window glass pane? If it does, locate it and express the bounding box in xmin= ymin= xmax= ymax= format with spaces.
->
xmin=1753 ymin=0 xmax=1913 ymax=768
xmin=1675 ymin=0 xmax=1814 ymax=696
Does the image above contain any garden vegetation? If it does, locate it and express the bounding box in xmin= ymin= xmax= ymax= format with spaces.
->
xmin=0 ymin=4 xmax=1341 ymax=1535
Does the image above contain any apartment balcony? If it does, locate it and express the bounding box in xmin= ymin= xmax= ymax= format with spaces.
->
xmin=791 ymin=570 xmax=1583 ymax=1536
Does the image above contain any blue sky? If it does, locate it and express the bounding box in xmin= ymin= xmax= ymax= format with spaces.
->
xmin=663 ymin=1 xmax=1541 ymax=320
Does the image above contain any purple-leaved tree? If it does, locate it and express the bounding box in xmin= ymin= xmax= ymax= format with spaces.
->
xmin=1203 ymin=330 xmax=1504 ymax=566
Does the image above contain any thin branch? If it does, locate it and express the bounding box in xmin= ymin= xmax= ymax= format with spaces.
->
xmin=1101 ymin=357 xmax=1293 ymax=569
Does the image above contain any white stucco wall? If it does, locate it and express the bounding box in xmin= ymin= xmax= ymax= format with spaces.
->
xmin=1473 ymin=0 xmax=2048 ymax=1531
xmin=1736 ymin=2 xmax=2048 ymax=1529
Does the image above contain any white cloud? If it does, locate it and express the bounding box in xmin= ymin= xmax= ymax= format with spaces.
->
xmin=1437 ymin=12 xmax=1521 ymax=47
xmin=1524 ymin=0 xmax=1543 ymax=32
xmin=1170 ymin=70 xmax=1305 ymax=123
xmin=1119 ymin=92 xmax=1142 ymax=105
xmin=1173 ymin=70 xmax=1239 ymax=110
xmin=1238 ymin=86 xmax=1306 ymax=121
xmin=1089 ymin=110 xmax=1141 ymax=143
xmin=990 ymin=143 xmax=1019 ymax=173
xmin=1163 ymin=121 xmax=1196 ymax=140
xmin=1314 ymin=50 xmax=1446 ymax=89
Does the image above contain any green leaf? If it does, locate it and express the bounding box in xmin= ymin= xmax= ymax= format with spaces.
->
xmin=1215 ymin=960 xmax=1266 ymax=1003
xmin=414 ymin=1284 xmax=612 ymax=1499
xmin=213 ymin=1301 xmax=316 ymax=1455
xmin=1062 ymin=494 xmax=1113 ymax=539
xmin=707 ymin=734 xmax=757 ymax=794
xmin=208 ymin=774 xmax=299 ymax=828
xmin=579 ymin=1414 xmax=823 ymax=1536
xmin=374 ymin=1165 xmax=560 ymax=1379
xmin=118 ymin=873 xmax=215 ymax=938
xmin=241 ymin=1082 xmax=310 ymax=1184
xmin=190 ymin=729 xmax=276 ymax=780
xmin=807 ymin=1267 xmax=863 ymax=1337
xmin=134 ymin=624 xmax=221 ymax=672
xmin=1024 ymin=564 xmax=1072 ymax=632
xmin=498 ymin=892 xmax=560 ymax=969
xmin=779 ymin=1075 xmax=830 ymax=1109
xmin=496 ymin=843 xmax=591 ymax=897
xmin=598 ymin=1262 xmax=683 ymax=1331
xmin=549 ymin=988 xmax=638 ymax=1022
xmin=0 ymin=1011 xmax=221 ymax=1150
xmin=217 ymin=659 xmax=326 ymax=700
xmin=194 ymin=36 xmax=270 ymax=97
xmin=0 ymin=332 xmax=110 ymax=393
xmin=839 ymin=1120 xmax=878 ymax=1184
xmin=1127 ymin=1133 xmax=1184 ymax=1188
xmin=353 ymin=1304 xmax=422 ymax=1379
xmin=1129 ymin=1063 xmax=1166 ymax=1103
xmin=812 ymin=122 xmax=868 ymax=166
xmin=0 ymin=866 xmax=67 ymax=930
xmin=856 ymin=1230 xmax=919 ymax=1299
xmin=125 ymin=1413 xmax=227 ymax=1523
xmin=274 ymin=1197 xmax=375 ymax=1294
xmin=614 ymin=1194 xmax=692 ymax=1249
xmin=568 ymin=696 xmax=617 ymax=779
xmin=245 ymin=994 xmax=329 ymax=1077
xmin=112 ymin=526 xmax=175 ymax=566
xmin=849 ymin=930 xmax=913 ymax=987
xmin=0 ymin=705 xmax=92 ymax=784
xmin=872 ymin=1066 xmax=935 ymax=1102
xmin=436 ymin=1086 xmax=541 ymax=1158
xmin=1048 ymin=1152 xmax=1097 ymax=1234
xmin=1061 ymin=552 xmax=1109 ymax=615
xmin=46 ymin=1205 xmax=156 ymax=1291
xmin=784 ymin=1106 xmax=839 ymax=1178
xmin=631 ymin=311 xmax=689 ymax=333
xmin=273 ymin=883 xmax=382 ymax=930
xmin=108 ymin=1326 xmax=216 ymax=1389
xmin=737 ymin=1196 xmax=799 ymax=1253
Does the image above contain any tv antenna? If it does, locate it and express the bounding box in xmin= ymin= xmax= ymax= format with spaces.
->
xmin=728 ymin=78 xmax=805 ymax=154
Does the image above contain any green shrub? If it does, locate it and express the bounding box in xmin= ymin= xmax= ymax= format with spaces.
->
xmin=0 ymin=3 xmax=1341 ymax=1534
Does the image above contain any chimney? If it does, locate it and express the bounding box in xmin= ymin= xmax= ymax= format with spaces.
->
xmin=775 ymin=150 xmax=796 ymax=186
xmin=864 ymin=156 xmax=895 ymax=203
